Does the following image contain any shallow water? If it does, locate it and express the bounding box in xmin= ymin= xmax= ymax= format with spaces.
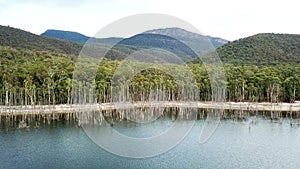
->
xmin=1 ymin=117 xmax=300 ymax=169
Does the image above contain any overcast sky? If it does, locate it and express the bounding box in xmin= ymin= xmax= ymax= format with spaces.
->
xmin=0 ymin=0 xmax=299 ymax=41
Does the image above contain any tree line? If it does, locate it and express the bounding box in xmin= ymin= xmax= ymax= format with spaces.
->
xmin=0 ymin=46 xmax=299 ymax=106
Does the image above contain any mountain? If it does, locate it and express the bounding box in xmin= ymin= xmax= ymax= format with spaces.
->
xmin=41 ymin=29 xmax=123 ymax=44
xmin=41 ymin=27 xmax=229 ymax=59
xmin=89 ymin=37 xmax=124 ymax=44
xmin=117 ymin=33 xmax=197 ymax=60
xmin=41 ymin=29 xmax=89 ymax=44
xmin=190 ymin=33 xmax=300 ymax=65
xmin=11 ymin=26 xmax=300 ymax=66
xmin=144 ymin=27 xmax=229 ymax=55
xmin=0 ymin=25 xmax=82 ymax=55
xmin=217 ymin=33 xmax=300 ymax=65
xmin=206 ymin=35 xmax=229 ymax=48
xmin=39 ymin=27 xmax=231 ymax=61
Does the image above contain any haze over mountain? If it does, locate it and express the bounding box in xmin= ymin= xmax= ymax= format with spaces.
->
xmin=144 ymin=27 xmax=229 ymax=55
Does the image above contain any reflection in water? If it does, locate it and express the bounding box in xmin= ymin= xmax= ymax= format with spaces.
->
xmin=1 ymin=111 xmax=300 ymax=168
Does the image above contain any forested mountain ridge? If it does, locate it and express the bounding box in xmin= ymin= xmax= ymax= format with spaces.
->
xmin=41 ymin=29 xmax=123 ymax=44
xmin=6 ymin=26 xmax=300 ymax=66
xmin=118 ymin=33 xmax=198 ymax=60
xmin=41 ymin=28 xmax=229 ymax=59
xmin=144 ymin=27 xmax=229 ymax=48
xmin=0 ymin=25 xmax=82 ymax=55
xmin=145 ymin=27 xmax=229 ymax=55
xmin=41 ymin=29 xmax=90 ymax=44
xmin=40 ymin=28 xmax=214 ymax=61
xmin=42 ymin=27 xmax=229 ymax=49
xmin=217 ymin=33 xmax=300 ymax=65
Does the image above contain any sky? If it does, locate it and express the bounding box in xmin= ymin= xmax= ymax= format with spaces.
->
xmin=0 ymin=0 xmax=299 ymax=41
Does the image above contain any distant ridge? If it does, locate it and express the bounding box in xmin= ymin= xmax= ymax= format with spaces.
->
xmin=118 ymin=33 xmax=198 ymax=60
xmin=41 ymin=29 xmax=89 ymax=44
xmin=40 ymin=27 xmax=229 ymax=60
xmin=41 ymin=29 xmax=123 ymax=44
xmin=40 ymin=27 xmax=229 ymax=58
xmin=145 ymin=27 xmax=229 ymax=55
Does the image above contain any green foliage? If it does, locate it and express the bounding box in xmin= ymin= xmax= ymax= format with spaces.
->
xmin=118 ymin=33 xmax=197 ymax=60
xmin=0 ymin=46 xmax=299 ymax=105
xmin=0 ymin=46 xmax=74 ymax=105
xmin=0 ymin=25 xmax=82 ymax=55
xmin=191 ymin=33 xmax=300 ymax=65
xmin=219 ymin=33 xmax=300 ymax=65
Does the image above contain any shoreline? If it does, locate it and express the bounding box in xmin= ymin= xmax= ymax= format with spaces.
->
xmin=0 ymin=101 xmax=300 ymax=116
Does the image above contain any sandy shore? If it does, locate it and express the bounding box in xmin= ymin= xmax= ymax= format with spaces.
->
xmin=0 ymin=101 xmax=300 ymax=115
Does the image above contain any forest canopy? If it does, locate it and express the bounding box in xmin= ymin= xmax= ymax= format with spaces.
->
xmin=0 ymin=46 xmax=299 ymax=106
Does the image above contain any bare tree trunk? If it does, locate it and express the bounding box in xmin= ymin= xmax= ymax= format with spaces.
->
xmin=5 ymin=90 xmax=8 ymax=106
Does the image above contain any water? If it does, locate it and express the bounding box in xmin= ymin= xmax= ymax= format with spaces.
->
xmin=1 ymin=117 xmax=300 ymax=169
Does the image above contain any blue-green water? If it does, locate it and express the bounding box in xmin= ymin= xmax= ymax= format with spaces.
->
xmin=1 ymin=118 xmax=300 ymax=169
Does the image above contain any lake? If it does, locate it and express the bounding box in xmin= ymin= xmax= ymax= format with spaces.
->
xmin=1 ymin=115 xmax=300 ymax=169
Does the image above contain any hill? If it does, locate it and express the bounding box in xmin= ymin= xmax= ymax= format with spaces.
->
xmin=118 ymin=33 xmax=197 ymax=60
xmin=190 ymin=33 xmax=300 ymax=65
xmin=0 ymin=25 xmax=82 ymax=55
xmin=6 ymin=26 xmax=300 ymax=66
xmin=40 ymin=28 xmax=229 ymax=60
xmin=41 ymin=29 xmax=123 ymax=44
xmin=144 ymin=27 xmax=229 ymax=55
xmin=41 ymin=29 xmax=89 ymax=44
xmin=217 ymin=33 xmax=300 ymax=65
